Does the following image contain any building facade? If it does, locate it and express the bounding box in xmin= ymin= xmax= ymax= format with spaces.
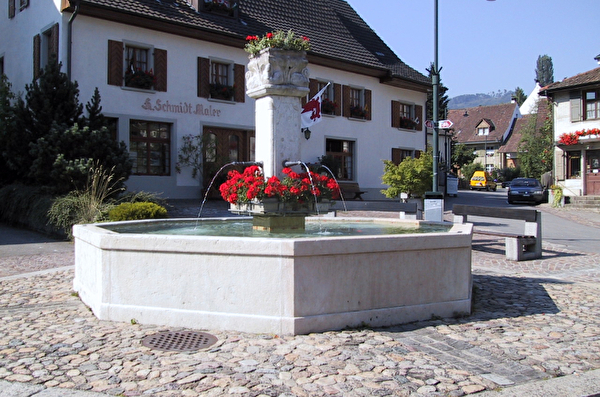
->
xmin=448 ymin=103 xmax=521 ymax=174
xmin=1 ymin=0 xmax=431 ymax=199
xmin=540 ymin=67 xmax=600 ymax=196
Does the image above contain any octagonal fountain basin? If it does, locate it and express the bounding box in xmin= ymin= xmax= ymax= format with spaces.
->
xmin=73 ymin=217 xmax=473 ymax=335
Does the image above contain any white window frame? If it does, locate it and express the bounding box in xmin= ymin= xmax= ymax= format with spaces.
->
xmin=123 ymin=41 xmax=154 ymax=73
xmin=477 ymin=127 xmax=489 ymax=136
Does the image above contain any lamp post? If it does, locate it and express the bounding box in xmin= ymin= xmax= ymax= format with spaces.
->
xmin=431 ymin=0 xmax=440 ymax=193
xmin=431 ymin=0 xmax=495 ymax=189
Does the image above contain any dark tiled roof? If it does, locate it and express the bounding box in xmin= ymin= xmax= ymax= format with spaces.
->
xmin=541 ymin=67 xmax=600 ymax=93
xmin=75 ymin=0 xmax=430 ymax=86
xmin=447 ymin=103 xmax=519 ymax=145
xmin=499 ymin=99 xmax=551 ymax=153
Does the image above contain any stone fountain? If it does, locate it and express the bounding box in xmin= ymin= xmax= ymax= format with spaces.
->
xmin=73 ymin=45 xmax=473 ymax=335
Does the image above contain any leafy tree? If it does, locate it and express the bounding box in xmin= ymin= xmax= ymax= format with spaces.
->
xmin=512 ymin=87 xmax=527 ymax=106
xmin=426 ymin=63 xmax=450 ymax=121
xmin=381 ymin=148 xmax=433 ymax=198
xmin=518 ymin=100 xmax=553 ymax=179
xmin=535 ymin=55 xmax=554 ymax=87
xmin=450 ymin=141 xmax=476 ymax=174
xmin=460 ymin=162 xmax=483 ymax=183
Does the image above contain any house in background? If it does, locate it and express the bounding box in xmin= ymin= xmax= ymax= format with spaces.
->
xmin=540 ymin=65 xmax=600 ymax=196
xmin=498 ymin=98 xmax=551 ymax=170
xmin=0 ymin=0 xmax=431 ymax=199
xmin=448 ymin=103 xmax=521 ymax=174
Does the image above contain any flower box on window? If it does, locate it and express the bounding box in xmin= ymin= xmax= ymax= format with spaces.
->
xmin=125 ymin=69 xmax=155 ymax=90
xmin=209 ymin=83 xmax=235 ymax=100
xmin=321 ymin=99 xmax=338 ymax=115
xmin=349 ymin=105 xmax=367 ymax=119
xmin=399 ymin=117 xmax=417 ymax=130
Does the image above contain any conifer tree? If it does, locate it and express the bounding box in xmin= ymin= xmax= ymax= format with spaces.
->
xmin=0 ymin=74 xmax=16 ymax=185
xmin=84 ymin=87 xmax=107 ymax=131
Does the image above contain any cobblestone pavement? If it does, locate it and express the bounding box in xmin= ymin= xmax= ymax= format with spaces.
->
xmin=0 ymin=202 xmax=599 ymax=396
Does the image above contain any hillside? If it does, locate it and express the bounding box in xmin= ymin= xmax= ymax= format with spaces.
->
xmin=448 ymin=90 xmax=514 ymax=109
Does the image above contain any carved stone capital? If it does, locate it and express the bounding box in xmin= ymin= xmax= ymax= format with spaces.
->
xmin=246 ymin=48 xmax=310 ymax=99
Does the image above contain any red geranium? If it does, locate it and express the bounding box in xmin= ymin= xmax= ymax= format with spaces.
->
xmin=219 ymin=166 xmax=339 ymax=204
xmin=558 ymin=128 xmax=600 ymax=145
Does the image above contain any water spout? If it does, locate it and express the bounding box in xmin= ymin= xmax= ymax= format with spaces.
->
xmin=197 ymin=161 xmax=264 ymax=218
xmin=283 ymin=160 xmax=303 ymax=168
xmin=319 ymin=165 xmax=347 ymax=212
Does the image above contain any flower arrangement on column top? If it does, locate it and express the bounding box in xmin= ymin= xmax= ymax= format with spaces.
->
xmin=219 ymin=165 xmax=339 ymax=204
xmin=244 ymin=30 xmax=311 ymax=56
xmin=558 ymin=128 xmax=600 ymax=145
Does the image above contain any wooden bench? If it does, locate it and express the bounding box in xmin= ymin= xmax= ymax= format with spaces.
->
xmin=338 ymin=182 xmax=366 ymax=201
xmin=452 ymin=204 xmax=542 ymax=261
xmin=330 ymin=200 xmax=419 ymax=219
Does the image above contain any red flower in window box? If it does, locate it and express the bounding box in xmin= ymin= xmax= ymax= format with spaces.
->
xmin=558 ymin=128 xmax=600 ymax=145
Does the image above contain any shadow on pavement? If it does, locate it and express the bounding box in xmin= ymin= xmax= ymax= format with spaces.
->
xmin=377 ymin=273 xmax=562 ymax=335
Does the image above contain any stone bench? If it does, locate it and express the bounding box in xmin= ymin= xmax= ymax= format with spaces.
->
xmin=452 ymin=204 xmax=542 ymax=261
xmin=338 ymin=182 xmax=366 ymax=201
xmin=330 ymin=200 xmax=419 ymax=219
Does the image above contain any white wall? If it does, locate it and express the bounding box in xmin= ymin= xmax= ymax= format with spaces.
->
xmin=0 ymin=0 xmax=64 ymax=93
xmin=2 ymin=3 xmax=428 ymax=199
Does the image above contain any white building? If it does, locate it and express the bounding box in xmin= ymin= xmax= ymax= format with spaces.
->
xmin=1 ymin=0 xmax=431 ymax=199
xmin=540 ymin=66 xmax=600 ymax=196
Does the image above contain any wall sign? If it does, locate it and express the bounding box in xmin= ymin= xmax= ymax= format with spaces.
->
xmin=142 ymin=98 xmax=222 ymax=117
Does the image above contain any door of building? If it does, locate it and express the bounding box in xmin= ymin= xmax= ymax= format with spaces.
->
xmin=586 ymin=149 xmax=600 ymax=195
xmin=202 ymin=126 xmax=255 ymax=198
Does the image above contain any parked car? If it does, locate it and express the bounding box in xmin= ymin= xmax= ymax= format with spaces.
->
xmin=469 ymin=171 xmax=497 ymax=191
xmin=507 ymin=178 xmax=544 ymax=204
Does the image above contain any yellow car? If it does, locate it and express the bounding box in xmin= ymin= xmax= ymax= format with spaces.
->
xmin=469 ymin=171 xmax=497 ymax=191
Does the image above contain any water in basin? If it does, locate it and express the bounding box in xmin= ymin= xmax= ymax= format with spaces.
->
xmin=101 ymin=218 xmax=450 ymax=239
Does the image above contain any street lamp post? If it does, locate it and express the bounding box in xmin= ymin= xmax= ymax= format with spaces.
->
xmin=432 ymin=0 xmax=440 ymax=193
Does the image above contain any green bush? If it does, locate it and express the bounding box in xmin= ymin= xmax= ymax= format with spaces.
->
xmin=381 ymin=148 xmax=433 ymax=198
xmin=108 ymin=202 xmax=168 ymax=221
xmin=460 ymin=162 xmax=484 ymax=183
xmin=495 ymin=166 xmax=521 ymax=184
xmin=47 ymin=163 xmax=124 ymax=239
xmin=0 ymin=184 xmax=62 ymax=237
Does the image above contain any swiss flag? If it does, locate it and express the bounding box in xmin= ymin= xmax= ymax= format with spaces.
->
xmin=301 ymin=84 xmax=329 ymax=129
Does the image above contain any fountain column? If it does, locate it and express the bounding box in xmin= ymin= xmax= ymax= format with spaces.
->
xmin=245 ymin=48 xmax=310 ymax=179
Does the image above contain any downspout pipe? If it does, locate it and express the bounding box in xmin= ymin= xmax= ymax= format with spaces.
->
xmin=67 ymin=0 xmax=81 ymax=80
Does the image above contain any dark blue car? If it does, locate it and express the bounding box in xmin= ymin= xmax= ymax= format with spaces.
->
xmin=507 ymin=178 xmax=544 ymax=204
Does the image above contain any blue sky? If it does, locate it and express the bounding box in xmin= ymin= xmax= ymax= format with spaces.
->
xmin=346 ymin=0 xmax=599 ymax=98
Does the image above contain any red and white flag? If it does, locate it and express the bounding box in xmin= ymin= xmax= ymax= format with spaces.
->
xmin=301 ymin=83 xmax=330 ymax=129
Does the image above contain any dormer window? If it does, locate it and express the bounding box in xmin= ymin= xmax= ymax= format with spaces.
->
xmin=477 ymin=127 xmax=489 ymax=136
xmin=202 ymin=0 xmax=238 ymax=17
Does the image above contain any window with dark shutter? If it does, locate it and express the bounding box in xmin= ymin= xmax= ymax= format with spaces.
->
xmin=391 ymin=101 xmax=421 ymax=130
xmin=333 ymin=83 xmax=342 ymax=116
xmin=33 ymin=34 xmax=40 ymax=79
xmin=414 ymin=105 xmax=423 ymax=130
xmin=343 ymin=85 xmax=370 ymax=120
xmin=107 ymin=40 xmax=123 ymax=86
xmin=19 ymin=0 xmax=28 ymax=11
xmin=198 ymin=57 xmax=210 ymax=98
xmin=391 ymin=101 xmax=400 ymax=128
xmin=153 ymin=48 xmax=167 ymax=92
xmin=199 ymin=58 xmax=244 ymax=102
xmin=233 ymin=63 xmax=245 ymax=103
xmin=108 ymin=40 xmax=167 ymax=91
xmin=8 ymin=0 xmax=15 ymax=18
